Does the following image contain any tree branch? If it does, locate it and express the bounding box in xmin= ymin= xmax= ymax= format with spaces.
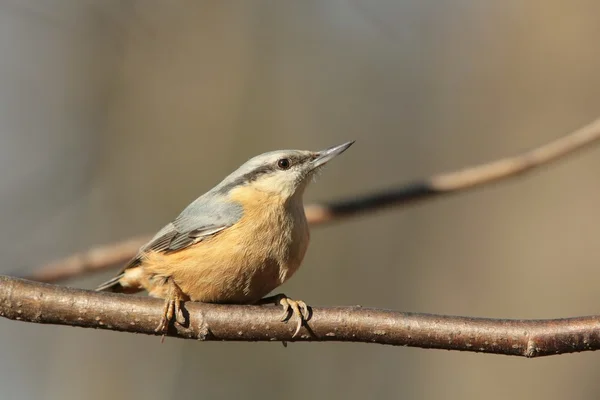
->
xmin=23 ymin=116 xmax=600 ymax=283
xmin=1 ymin=275 xmax=599 ymax=357
xmin=27 ymin=237 xmax=151 ymax=283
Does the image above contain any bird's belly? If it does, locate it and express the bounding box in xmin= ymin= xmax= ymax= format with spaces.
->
xmin=176 ymin=256 xmax=292 ymax=304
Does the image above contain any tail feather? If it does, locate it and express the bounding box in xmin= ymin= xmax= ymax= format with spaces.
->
xmin=96 ymin=258 xmax=142 ymax=293
xmin=95 ymin=274 xmax=125 ymax=292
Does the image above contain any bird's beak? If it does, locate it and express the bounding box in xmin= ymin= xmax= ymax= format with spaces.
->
xmin=311 ymin=141 xmax=355 ymax=169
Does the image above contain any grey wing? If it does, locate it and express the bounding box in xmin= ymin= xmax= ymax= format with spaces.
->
xmin=120 ymin=194 xmax=243 ymax=271
xmin=141 ymin=222 xmax=228 ymax=254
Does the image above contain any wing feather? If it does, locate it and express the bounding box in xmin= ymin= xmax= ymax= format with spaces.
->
xmin=118 ymin=193 xmax=243 ymax=273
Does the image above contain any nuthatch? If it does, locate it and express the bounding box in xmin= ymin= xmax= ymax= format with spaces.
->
xmin=97 ymin=141 xmax=353 ymax=337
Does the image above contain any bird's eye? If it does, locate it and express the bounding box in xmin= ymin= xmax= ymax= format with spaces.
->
xmin=277 ymin=158 xmax=291 ymax=170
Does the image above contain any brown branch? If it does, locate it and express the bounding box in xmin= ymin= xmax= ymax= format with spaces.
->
xmin=24 ymin=117 xmax=600 ymax=283
xmin=304 ymin=116 xmax=600 ymax=222
xmin=27 ymin=237 xmax=151 ymax=283
xmin=1 ymin=275 xmax=599 ymax=357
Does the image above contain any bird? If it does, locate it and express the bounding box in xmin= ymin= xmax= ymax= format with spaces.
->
xmin=96 ymin=141 xmax=354 ymax=337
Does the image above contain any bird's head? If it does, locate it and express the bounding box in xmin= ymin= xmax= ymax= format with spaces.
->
xmin=215 ymin=141 xmax=354 ymax=200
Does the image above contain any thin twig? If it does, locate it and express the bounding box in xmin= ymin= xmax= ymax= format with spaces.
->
xmin=0 ymin=275 xmax=598 ymax=357
xmin=23 ymin=117 xmax=600 ymax=283
xmin=27 ymin=237 xmax=151 ymax=283
xmin=304 ymin=116 xmax=600 ymax=222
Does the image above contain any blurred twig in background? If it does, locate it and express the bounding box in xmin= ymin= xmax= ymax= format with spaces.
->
xmin=24 ymin=117 xmax=600 ymax=283
xmin=1 ymin=275 xmax=599 ymax=357
xmin=26 ymin=237 xmax=151 ymax=284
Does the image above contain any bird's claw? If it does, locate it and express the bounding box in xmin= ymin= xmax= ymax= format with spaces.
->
xmin=277 ymin=296 xmax=309 ymax=338
xmin=257 ymin=293 xmax=311 ymax=339
xmin=155 ymin=297 xmax=179 ymax=342
xmin=155 ymin=318 xmax=169 ymax=334
xmin=155 ymin=280 xmax=187 ymax=342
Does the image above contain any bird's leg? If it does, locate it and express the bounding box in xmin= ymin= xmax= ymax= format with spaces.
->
xmin=258 ymin=293 xmax=310 ymax=338
xmin=155 ymin=278 xmax=186 ymax=338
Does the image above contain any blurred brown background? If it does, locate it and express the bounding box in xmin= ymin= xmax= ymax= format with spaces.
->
xmin=1 ymin=1 xmax=600 ymax=399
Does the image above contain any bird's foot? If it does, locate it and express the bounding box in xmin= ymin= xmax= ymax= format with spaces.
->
xmin=155 ymin=279 xmax=187 ymax=342
xmin=259 ymin=293 xmax=310 ymax=338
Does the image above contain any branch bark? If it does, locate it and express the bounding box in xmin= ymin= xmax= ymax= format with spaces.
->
xmin=1 ymin=275 xmax=599 ymax=357
xmin=24 ymin=117 xmax=600 ymax=283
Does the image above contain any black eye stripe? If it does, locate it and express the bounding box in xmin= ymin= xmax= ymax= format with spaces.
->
xmin=283 ymin=155 xmax=307 ymax=165
xmin=216 ymin=154 xmax=312 ymax=194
